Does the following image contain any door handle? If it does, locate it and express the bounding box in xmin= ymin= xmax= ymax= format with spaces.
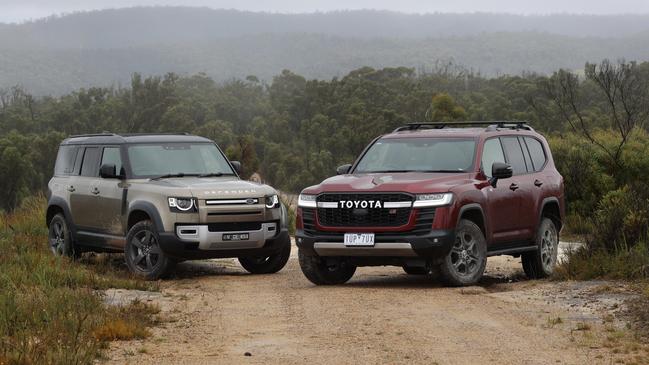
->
xmin=91 ymin=187 xmax=100 ymax=195
xmin=509 ymin=183 xmax=519 ymax=191
xmin=534 ymin=179 xmax=543 ymax=187
xmin=67 ymin=186 xmax=75 ymax=192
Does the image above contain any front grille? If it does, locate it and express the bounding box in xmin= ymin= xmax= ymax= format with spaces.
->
xmin=316 ymin=193 xmax=413 ymax=227
xmin=207 ymin=222 xmax=262 ymax=232
xmin=301 ymin=206 xmax=435 ymax=238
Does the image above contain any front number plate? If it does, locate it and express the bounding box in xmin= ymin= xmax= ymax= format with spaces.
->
xmin=344 ymin=233 xmax=375 ymax=247
xmin=222 ymin=233 xmax=250 ymax=241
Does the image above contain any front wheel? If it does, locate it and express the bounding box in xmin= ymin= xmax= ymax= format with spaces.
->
xmin=522 ymin=218 xmax=559 ymax=279
xmin=439 ymin=219 xmax=487 ymax=286
xmin=298 ymin=250 xmax=356 ymax=285
xmin=238 ymin=236 xmax=291 ymax=274
xmin=124 ymin=220 xmax=174 ymax=280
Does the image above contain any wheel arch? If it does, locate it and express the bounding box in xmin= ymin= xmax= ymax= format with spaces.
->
xmin=127 ymin=201 xmax=165 ymax=234
xmin=457 ymin=203 xmax=487 ymax=238
xmin=539 ymin=197 xmax=562 ymax=232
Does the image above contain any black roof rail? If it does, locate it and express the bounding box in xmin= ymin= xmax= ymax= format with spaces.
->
xmin=68 ymin=132 xmax=191 ymax=138
xmin=392 ymin=121 xmax=533 ymax=132
xmin=118 ymin=132 xmax=191 ymax=137
xmin=68 ymin=132 xmax=118 ymax=138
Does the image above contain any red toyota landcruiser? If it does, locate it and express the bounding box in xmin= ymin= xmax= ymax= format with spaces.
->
xmin=295 ymin=122 xmax=564 ymax=286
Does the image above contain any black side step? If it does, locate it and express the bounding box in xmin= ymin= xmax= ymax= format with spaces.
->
xmin=487 ymin=245 xmax=537 ymax=257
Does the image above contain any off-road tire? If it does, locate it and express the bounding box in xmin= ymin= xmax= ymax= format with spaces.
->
xmin=298 ymin=250 xmax=356 ymax=285
xmin=48 ymin=213 xmax=80 ymax=258
xmin=439 ymin=219 xmax=487 ymax=286
xmin=238 ymin=236 xmax=291 ymax=274
xmin=522 ymin=218 xmax=559 ymax=279
xmin=124 ymin=220 xmax=174 ymax=280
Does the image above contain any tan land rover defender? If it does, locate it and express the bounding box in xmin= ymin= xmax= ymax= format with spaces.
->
xmin=46 ymin=133 xmax=290 ymax=280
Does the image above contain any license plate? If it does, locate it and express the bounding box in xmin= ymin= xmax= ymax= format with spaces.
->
xmin=222 ymin=233 xmax=249 ymax=241
xmin=344 ymin=233 xmax=375 ymax=247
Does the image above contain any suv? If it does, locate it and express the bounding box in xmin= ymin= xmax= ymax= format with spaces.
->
xmin=46 ymin=133 xmax=291 ymax=280
xmin=296 ymin=122 xmax=564 ymax=286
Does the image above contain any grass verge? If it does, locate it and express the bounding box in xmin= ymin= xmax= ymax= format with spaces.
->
xmin=1 ymin=196 xmax=159 ymax=364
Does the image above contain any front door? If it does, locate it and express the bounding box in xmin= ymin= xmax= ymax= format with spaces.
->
xmin=96 ymin=146 xmax=126 ymax=240
xmin=480 ymin=137 xmax=523 ymax=244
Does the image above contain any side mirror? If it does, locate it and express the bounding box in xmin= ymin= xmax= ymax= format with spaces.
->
xmin=99 ymin=163 xmax=119 ymax=179
xmin=489 ymin=162 xmax=513 ymax=187
xmin=336 ymin=164 xmax=352 ymax=175
xmin=231 ymin=161 xmax=242 ymax=174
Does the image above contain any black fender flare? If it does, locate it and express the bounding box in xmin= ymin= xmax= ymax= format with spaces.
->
xmin=538 ymin=197 xmax=562 ymax=231
xmin=127 ymin=201 xmax=165 ymax=234
xmin=456 ymin=203 xmax=488 ymax=238
xmin=46 ymin=197 xmax=77 ymax=239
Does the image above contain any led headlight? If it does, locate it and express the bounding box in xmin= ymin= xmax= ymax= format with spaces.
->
xmin=413 ymin=193 xmax=453 ymax=207
xmin=265 ymin=194 xmax=280 ymax=209
xmin=298 ymin=194 xmax=317 ymax=208
xmin=168 ymin=197 xmax=197 ymax=212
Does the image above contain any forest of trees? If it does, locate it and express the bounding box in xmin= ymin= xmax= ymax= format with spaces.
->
xmin=3 ymin=8 xmax=649 ymax=95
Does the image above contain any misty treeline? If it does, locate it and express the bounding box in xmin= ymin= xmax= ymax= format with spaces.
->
xmin=3 ymin=60 xmax=649 ymax=257
xmin=4 ymin=9 xmax=649 ymax=95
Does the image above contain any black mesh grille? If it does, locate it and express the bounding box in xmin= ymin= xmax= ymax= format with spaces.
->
xmin=316 ymin=193 xmax=413 ymax=227
xmin=301 ymin=207 xmax=435 ymax=238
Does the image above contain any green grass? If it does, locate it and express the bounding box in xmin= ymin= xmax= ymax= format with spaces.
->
xmin=0 ymin=196 xmax=159 ymax=364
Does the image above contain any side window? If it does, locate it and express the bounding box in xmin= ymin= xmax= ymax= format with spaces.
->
xmin=80 ymin=147 xmax=101 ymax=177
xmin=481 ymin=138 xmax=506 ymax=178
xmin=101 ymin=147 xmax=124 ymax=176
xmin=53 ymin=146 xmax=78 ymax=175
xmin=518 ymin=137 xmax=533 ymax=172
xmin=501 ymin=137 xmax=527 ymax=175
xmin=524 ymin=137 xmax=547 ymax=172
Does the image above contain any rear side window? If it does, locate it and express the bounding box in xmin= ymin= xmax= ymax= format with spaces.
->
xmin=54 ymin=146 xmax=78 ymax=175
xmin=80 ymin=147 xmax=101 ymax=177
xmin=481 ymin=138 xmax=506 ymax=177
xmin=501 ymin=137 xmax=527 ymax=175
xmin=101 ymin=147 xmax=124 ymax=176
xmin=524 ymin=137 xmax=547 ymax=172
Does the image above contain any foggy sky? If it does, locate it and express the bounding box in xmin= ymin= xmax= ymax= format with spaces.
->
xmin=2 ymin=0 xmax=649 ymax=23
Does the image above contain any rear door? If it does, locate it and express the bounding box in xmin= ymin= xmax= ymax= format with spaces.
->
xmin=519 ymin=136 xmax=550 ymax=237
xmin=496 ymin=136 xmax=532 ymax=242
xmin=481 ymin=137 xmax=522 ymax=244
xmin=69 ymin=146 xmax=102 ymax=232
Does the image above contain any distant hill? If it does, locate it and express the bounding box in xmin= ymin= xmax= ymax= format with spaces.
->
xmin=2 ymin=7 xmax=649 ymax=95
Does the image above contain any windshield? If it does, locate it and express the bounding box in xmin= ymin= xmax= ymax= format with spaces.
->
xmin=354 ymin=137 xmax=476 ymax=173
xmin=127 ymin=143 xmax=235 ymax=178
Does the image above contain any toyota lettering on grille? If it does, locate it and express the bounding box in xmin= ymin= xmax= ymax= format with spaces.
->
xmin=338 ymin=200 xmax=383 ymax=209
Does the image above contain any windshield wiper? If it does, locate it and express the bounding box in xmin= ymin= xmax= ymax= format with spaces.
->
xmin=150 ymin=173 xmax=199 ymax=180
xmin=423 ymin=169 xmax=465 ymax=173
xmin=198 ymin=172 xmax=235 ymax=178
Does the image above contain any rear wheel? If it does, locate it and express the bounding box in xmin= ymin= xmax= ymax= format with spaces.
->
xmin=48 ymin=213 xmax=79 ymax=258
xmin=124 ymin=220 xmax=174 ymax=280
xmin=298 ymin=250 xmax=356 ymax=285
xmin=238 ymin=236 xmax=291 ymax=274
xmin=439 ymin=219 xmax=487 ymax=286
xmin=522 ymin=218 xmax=559 ymax=279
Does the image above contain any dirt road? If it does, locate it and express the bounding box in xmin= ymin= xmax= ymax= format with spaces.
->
xmin=105 ymin=243 xmax=631 ymax=365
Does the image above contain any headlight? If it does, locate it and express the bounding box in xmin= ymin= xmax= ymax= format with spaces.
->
xmin=265 ymin=194 xmax=280 ymax=209
xmin=168 ymin=197 xmax=197 ymax=212
xmin=413 ymin=193 xmax=453 ymax=207
xmin=298 ymin=194 xmax=317 ymax=208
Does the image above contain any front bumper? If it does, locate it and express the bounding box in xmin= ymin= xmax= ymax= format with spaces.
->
xmin=158 ymin=225 xmax=290 ymax=260
xmin=295 ymin=229 xmax=455 ymax=259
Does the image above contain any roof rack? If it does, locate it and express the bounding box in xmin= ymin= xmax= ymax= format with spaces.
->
xmin=392 ymin=121 xmax=533 ymax=132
